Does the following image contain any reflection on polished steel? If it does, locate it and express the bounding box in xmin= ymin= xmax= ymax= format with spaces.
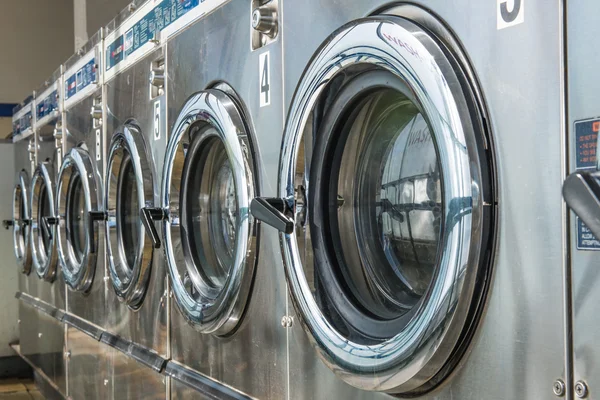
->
xmin=105 ymin=123 xmax=155 ymax=309
xmin=30 ymin=161 xmax=59 ymax=281
xmin=162 ymin=89 xmax=256 ymax=335
xmin=13 ymin=169 xmax=33 ymax=275
xmin=279 ymin=16 xmax=493 ymax=394
xmin=57 ymin=147 xmax=102 ymax=292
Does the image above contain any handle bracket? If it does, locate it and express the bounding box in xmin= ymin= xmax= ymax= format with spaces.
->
xmin=88 ymin=211 xmax=107 ymax=254
xmin=250 ymin=197 xmax=294 ymax=234
xmin=563 ymin=171 xmax=600 ymax=239
xmin=141 ymin=207 xmax=165 ymax=249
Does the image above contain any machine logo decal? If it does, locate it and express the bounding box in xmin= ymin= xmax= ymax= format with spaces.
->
xmin=154 ymin=100 xmax=161 ymax=140
xmin=497 ymin=0 xmax=524 ymax=30
xmin=259 ymin=51 xmax=270 ymax=107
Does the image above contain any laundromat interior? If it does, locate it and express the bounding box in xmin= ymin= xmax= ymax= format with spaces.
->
xmin=2 ymin=0 xmax=600 ymax=399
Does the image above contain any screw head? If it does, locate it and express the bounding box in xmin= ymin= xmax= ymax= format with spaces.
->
xmin=575 ymin=381 xmax=589 ymax=398
xmin=280 ymin=316 xmax=293 ymax=328
xmin=553 ymin=379 xmax=565 ymax=397
xmin=252 ymin=9 xmax=261 ymax=28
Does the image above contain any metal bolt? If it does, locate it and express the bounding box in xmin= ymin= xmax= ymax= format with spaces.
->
xmin=553 ymin=379 xmax=565 ymax=397
xmin=64 ymin=351 xmax=71 ymax=359
xmin=90 ymin=104 xmax=102 ymax=120
xmin=252 ymin=5 xmax=278 ymax=38
xmin=281 ymin=316 xmax=293 ymax=328
xmin=128 ymin=3 xmax=136 ymax=12
xmin=103 ymin=276 xmax=110 ymax=282
xmin=17 ymin=319 xmax=20 ymax=325
xmin=149 ymin=67 xmax=165 ymax=87
xmin=103 ymin=379 xmax=109 ymax=386
xmin=575 ymin=381 xmax=588 ymax=398
xmin=38 ymin=333 xmax=42 ymax=338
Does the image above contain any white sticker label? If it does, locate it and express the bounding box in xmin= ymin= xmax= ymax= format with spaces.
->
xmin=154 ymin=100 xmax=161 ymax=140
xmin=497 ymin=0 xmax=524 ymax=30
xmin=259 ymin=51 xmax=271 ymax=107
xmin=95 ymin=129 xmax=101 ymax=161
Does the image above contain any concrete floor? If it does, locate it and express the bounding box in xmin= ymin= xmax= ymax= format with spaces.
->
xmin=0 ymin=379 xmax=42 ymax=400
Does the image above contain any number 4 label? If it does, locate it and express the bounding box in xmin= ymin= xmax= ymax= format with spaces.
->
xmin=259 ymin=51 xmax=270 ymax=107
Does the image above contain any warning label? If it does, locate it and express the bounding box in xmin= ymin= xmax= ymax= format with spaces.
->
xmin=577 ymin=217 xmax=600 ymax=250
xmin=575 ymin=118 xmax=599 ymax=170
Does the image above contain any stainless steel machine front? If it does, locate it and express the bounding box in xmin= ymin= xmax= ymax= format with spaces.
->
xmin=566 ymin=0 xmax=600 ymax=399
xmin=30 ymin=68 xmax=67 ymax=395
xmin=100 ymin=3 xmax=170 ymax=396
xmin=12 ymin=99 xmax=40 ymax=371
xmin=263 ymin=1 xmax=564 ymax=399
xmin=58 ymin=30 xmax=110 ymax=400
xmin=161 ymin=0 xmax=286 ymax=398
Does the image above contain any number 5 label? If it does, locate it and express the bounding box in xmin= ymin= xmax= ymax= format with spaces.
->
xmin=259 ymin=51 xmax=270 ymax=107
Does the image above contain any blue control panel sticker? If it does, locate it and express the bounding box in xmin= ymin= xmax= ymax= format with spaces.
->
xmin=577 ymin=217 xmax=600 ymax=250
xmin=574 ymin=118 xmax=599 ymax=170
xmin=36 ymin=90 xmax=58 ymax=120
xmin=65 ymin=59 xmax=97 ymax=101
xmin=106 ymin=0 xmax=201 ymax=71
xmin=12 ymin=111 xmax=32 ymax=136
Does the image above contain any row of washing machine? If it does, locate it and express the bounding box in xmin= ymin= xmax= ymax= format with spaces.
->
xmin=9 ymin=0 xmax=600 ymax=399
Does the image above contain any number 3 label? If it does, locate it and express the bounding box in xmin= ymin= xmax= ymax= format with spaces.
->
xmin=259 ymin=51 xmax=270 ymax=107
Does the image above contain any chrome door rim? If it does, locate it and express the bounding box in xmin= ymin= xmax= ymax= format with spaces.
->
xmin=57 ymin=147 xmax=100 ymax=292
xmin=162 ymin=89 xmax=256 ymax=335
xmin=13 ymin=170 xmax=32 ymax=274
xmin=105 ymin=124 xmax=154 ymax=309
xmin=279 ymin=16 xmax=493 ymax=393
xmin=31 ymin=162 xmax=58 ymax=281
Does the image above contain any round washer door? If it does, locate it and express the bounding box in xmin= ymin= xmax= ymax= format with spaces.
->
xmin=13 ymin=170 xmax=32 ymax=274
xmin=57 ymin=147 xmax=103 ymax=292
xmin=31 ymin=161 xmax=59 ymax=281
xmin=105 ymin=123 xmax=156 ymax=309
xmin=266 ymin=15 xmax=496 ymax=395
xmin=162 ymin=89 xmax=257 ymax=335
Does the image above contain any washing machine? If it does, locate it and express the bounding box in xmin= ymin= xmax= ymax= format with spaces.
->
xmin=12 ymin=98 xmax=40 ymax=366
xmin=100 ymin=3 xmax=170 ymax=398
xmin=58 ymin=30 xmax=111 ymax=400
xmin=29 ymin=68 xmax=67 ymax=395
xmin=251 ymin=1 xmax=567 ymax=399
xmin=127 ymin=0 xmax=287 ymax=397
xmin=12 ymin=99 xmax=35 ymax=282
xmin=562 ymin=0 xmax=600 ymax=398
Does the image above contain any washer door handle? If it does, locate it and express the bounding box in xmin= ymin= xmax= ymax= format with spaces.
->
xmin=141 ymin=207 xmax=165 ymax=249
xmin=250 ymin=197 xmax=294 ymax=234
xmin=564 ymin=170 xmax=600 ymax=238
xmin=41 ymin=216 xmax=59 ymax=241
xmin=88 ymin=211 xmax=106 ymax=254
